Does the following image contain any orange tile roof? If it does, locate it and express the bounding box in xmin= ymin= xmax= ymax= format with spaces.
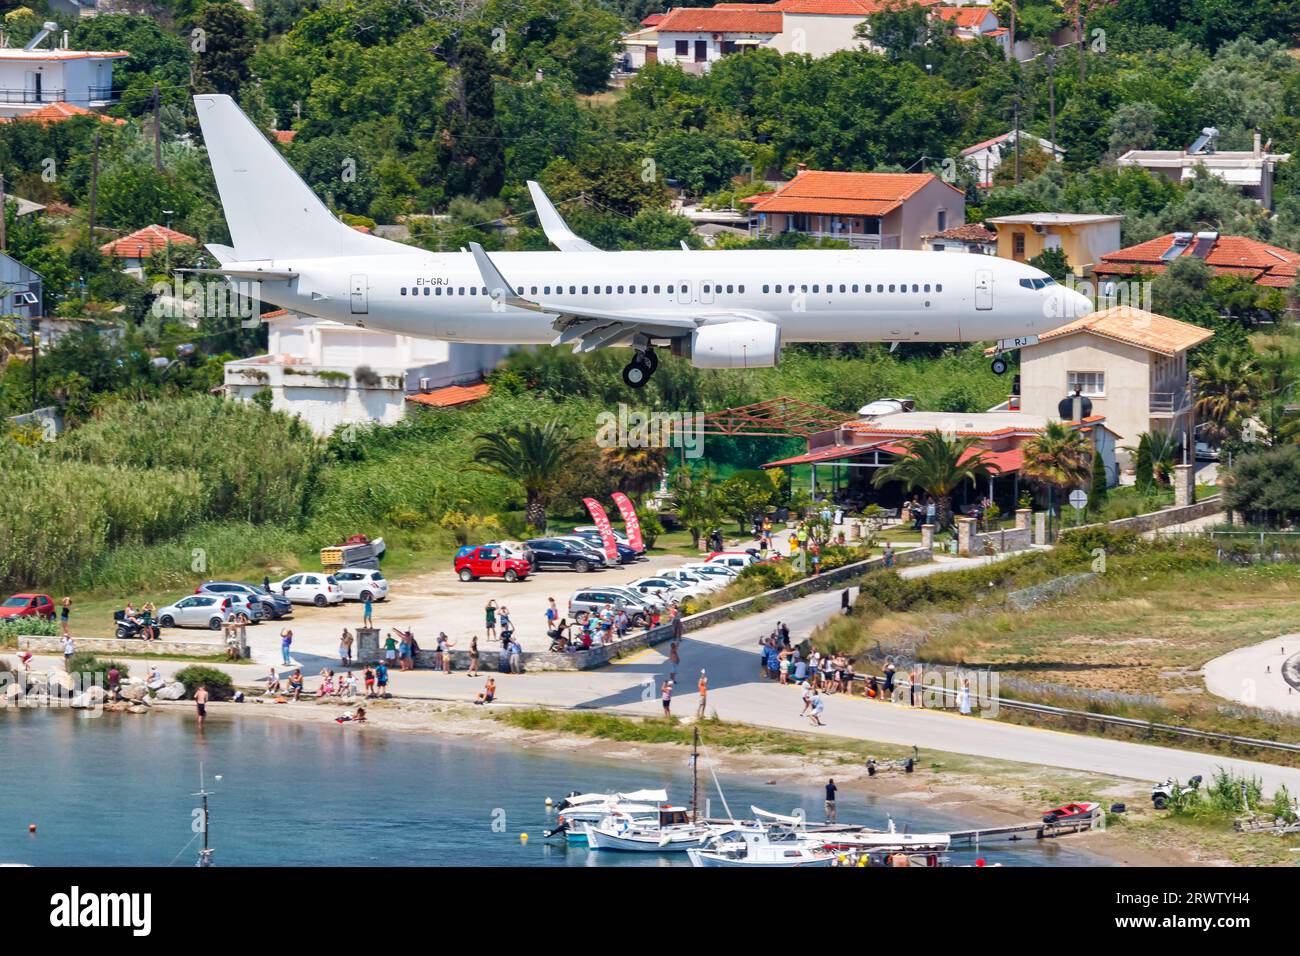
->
xmin=1037 ymin=306 xmax=1214 ymax=356
xmin=777 ymin=0 xmax=941 ymax=11
xmin=405 ymin=382 xmax=492 ymax=408
xmin=1096 ymin=233 xmax=1300 ymax=289
xmin=271 ymin=129 xmax=296 ymax=144
xmin=23 ymin=102 xmax=126 ymax=126
xmin=100 ymin=224 xmax=198 ymax=258
xmin=657 ymin=7 xmax=783 ymax=31
xmin=923 ymin=222 xmax=997 ymax=242
xmin=750 ymin=170 xmax=959 ymax=216
xmin=934 ymin=5 xmax=993 ymax=29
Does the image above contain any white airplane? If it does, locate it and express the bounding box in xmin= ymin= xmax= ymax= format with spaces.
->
xmin=192 ymin=94 xmax=1090 ymax=388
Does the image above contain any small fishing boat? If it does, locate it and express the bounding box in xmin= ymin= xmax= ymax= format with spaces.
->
xmin=687 ymin=828 xmax=836 ymax=868
xmin=585 ymin=807 xmax=732 ymax=852
xmin=819 ymin=819 xmax=951 ymax=853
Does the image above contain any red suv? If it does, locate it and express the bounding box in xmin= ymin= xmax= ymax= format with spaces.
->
xmin=0 ymin=593 xmax=56 ymax=620
xmin=455 ymin=545 xmax=531 ymax=583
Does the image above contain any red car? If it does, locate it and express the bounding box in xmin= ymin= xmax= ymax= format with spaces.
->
xmin=455 ymin=545 xmax=531 ymax=583
xmin=0 ymin=593 xmax=56 ymax=620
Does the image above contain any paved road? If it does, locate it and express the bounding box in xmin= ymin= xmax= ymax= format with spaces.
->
xmin=30 ymin=549 xmax=1300 ymax=795
xmin=1203 ymin=634 xmax=1300 ymax=716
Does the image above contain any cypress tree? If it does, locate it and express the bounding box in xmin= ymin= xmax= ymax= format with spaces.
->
xmin=1090 ymin=450 xmax=1108 ymax=510
xmin=1134 ymin=433 xmax=1154 ymax=489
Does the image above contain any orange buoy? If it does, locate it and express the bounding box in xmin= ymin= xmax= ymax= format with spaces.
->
xmin=28 ymin=824 xmax=36 ymax=833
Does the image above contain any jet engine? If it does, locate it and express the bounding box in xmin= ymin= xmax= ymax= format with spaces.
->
xmin=674 ymin=321 xmax=781 ymax=369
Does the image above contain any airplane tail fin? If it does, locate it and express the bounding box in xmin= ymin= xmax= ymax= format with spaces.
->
xmin=194 ymin=94 xmax=404 ymax=261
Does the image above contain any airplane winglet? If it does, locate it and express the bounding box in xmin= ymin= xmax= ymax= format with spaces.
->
xmin=468 ymin=242 xmax=543 ymax=312
xmin=527 ymin=180 xmax=600 ymax=253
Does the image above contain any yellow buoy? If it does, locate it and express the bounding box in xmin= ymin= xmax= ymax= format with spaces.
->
xmin=545 ymin=797 xmax=553 ymax=807
xmin=520 ymin=833 xmax=529 ymax=844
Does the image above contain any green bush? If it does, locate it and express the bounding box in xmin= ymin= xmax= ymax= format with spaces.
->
xmin=64 ymin=653 xmax=130 ymax=685
xmin=172 ymin=665 xmax=236 ymax=701
xmin=0 ymin=616 xmax=60 ymax=646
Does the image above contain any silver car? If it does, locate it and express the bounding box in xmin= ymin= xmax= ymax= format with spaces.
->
xmin=156 ymin=594 xmax=242 ymax=630
xmin=567 ymin=587 xmax=657 ymax=626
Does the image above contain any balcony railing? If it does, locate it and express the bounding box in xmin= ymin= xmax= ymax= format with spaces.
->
xmin=1150 ymin=386 xmax=1192 ymax=414
xmin=87 ymin=86 xmax=120 ymax=103
xmin=0 ymin=89 xmax=67 ymax=104
xmin=773 ymin=229 xmax=902 ymax=249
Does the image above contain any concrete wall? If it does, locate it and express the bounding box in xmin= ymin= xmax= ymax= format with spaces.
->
xmin=1018 ymin=333 xmax=1152 ymax=461
xmin=770 ymin=14 xmax=865 ymax=56
xmin=18 ymin=635 xmax=230 ymax=658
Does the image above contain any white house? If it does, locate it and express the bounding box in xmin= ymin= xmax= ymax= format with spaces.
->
xmin=922 ymin=222 xmax=998 ymax=255
xmin=961 ymin=130 xmax=1065 ymax=188
xmin=224 ymin=310 xmax=510 ymax=436
xmin=1118 ymin=128 xmax=1290 ymax=209
xmin=0 ymin=250 xmax=43 ymax=318
xmin=0 ymin=24 xmax=126 ymax=119
xmin=653 ymin=7 xmax=785 ymax=72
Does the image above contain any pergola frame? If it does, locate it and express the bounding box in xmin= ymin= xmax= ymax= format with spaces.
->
xmin=697 ymin=397 xmax=849 ymax=438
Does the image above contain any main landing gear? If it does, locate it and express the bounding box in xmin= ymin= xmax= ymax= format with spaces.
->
xmin=622 ymin=348 xmax=659 ymax=389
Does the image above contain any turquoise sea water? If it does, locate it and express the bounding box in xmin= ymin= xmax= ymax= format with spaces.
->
xmin=0 ymin=709 xmax=1104 ymax=867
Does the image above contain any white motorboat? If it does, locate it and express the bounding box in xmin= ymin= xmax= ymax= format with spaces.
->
xmin=687 ymin=828 xmax=836 ymax=868
xmin=584 ymin=807 xmax=731 ymax=852
xmin=546 ymin=790 xmax=668 ymax=845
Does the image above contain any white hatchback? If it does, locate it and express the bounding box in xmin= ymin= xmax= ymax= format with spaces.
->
xmin=156 ymin=594 xmax=239 ymax=630
xmin=332 ymin=568 xmax=389 ymax=602
xmin=272 ymin=573 xmax=344 ymax=607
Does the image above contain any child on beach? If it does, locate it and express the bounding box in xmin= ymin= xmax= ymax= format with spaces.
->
xmin=474 ymin=677 xmax=496 ymax=705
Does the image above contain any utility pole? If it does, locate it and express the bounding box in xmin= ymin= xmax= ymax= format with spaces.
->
xmin=31 ymin=331 xmax=39 ymax=413
xmin=1013 ymin=95 xmax=1021 ymax=185
xmin=1009 ymin=0 xmax=1017 ymax=61
xmin=0 ymin=171 xmax=6 ymax=252
xmin=88 ymin=131 xmax=101 ymax=247
xmin=1077 ymin=5 xmax=1086 ymax=85
xmin=1047 ymin=54 xmax=1057 ymax=152
xmin=152 ymin=83 xmax=162 ymax=173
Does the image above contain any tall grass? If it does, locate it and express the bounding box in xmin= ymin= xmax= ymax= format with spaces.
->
xmin=1 ymin=397 xmax=321 ymax=590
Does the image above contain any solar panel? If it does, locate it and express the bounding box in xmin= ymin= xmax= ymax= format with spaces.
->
xmin=1190 ymin=232 xmax=1218 ymax=259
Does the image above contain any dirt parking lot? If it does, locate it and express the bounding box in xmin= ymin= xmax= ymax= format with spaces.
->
xmin=272 ymin=551 xmax=692 ymax=655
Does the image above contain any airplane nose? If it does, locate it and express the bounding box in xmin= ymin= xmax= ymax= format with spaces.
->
xmin=1041 ymin=286 xmax=1093 ymax=328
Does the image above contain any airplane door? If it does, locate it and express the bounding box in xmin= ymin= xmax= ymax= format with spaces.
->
xmin=677 ymin=280 xmax=691 ymax=305
xmin=975 ymin=269 xmax=993 ymax=311
xmin=350 ymin=274 xmax=368 ymax=314
xmin=700 ymin=280 xmax=715 ymax=305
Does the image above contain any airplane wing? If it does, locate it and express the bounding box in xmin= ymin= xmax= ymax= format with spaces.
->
xmin=469 ymin=242 xmax=736 ymax=352
xmin=527 ymin=180 xmax=600 ymax=252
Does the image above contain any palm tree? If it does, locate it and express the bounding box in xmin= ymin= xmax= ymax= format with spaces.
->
xmin=473 ymin=420 xmax=577 ymax=530
xmin=599 ymin=445 xmax=670 ymax=498
xmin=871 ymin=430 xmax=1000 ymax=529
xmin=1021 ymin=421 xmax=1092 ymax=506
xmin=0 ymin=315 xmax=23 ymax=365
xmin=669 ymin=464 xmax=722 ymax=548
xmin=1252 ymin=345 xmax=1300 ymax=447
xmin=1194 ymin=348 xmax=1256 ymax=446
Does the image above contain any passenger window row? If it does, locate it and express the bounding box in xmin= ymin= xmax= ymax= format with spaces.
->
xmin=398 ymin=281 xmax=942 ymax=297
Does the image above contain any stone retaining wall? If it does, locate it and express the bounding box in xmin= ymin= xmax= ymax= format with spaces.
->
xmin=1062 ymin=495 xmax=1224 ymax=538
xmin=1005 ymin=572 xmax=1097 ymax=612
xmin=354 ymin=547 xmax=931 ymax=672
xmin=17 ymin=635 xmax=232 ymax=658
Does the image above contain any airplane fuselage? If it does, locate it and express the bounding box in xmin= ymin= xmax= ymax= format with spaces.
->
xmin=248 ymin=247 xmax=1083 ymax=346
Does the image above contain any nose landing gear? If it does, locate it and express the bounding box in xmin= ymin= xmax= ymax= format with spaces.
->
xmin=622 ymin=348 xmax=659 ymax=389
xmin=990 ymin=355 xmax=1009 ymax=376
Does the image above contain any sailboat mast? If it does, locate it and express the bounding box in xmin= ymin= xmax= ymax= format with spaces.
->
xmin=691 ymin=727 xmax=700 ymax=823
